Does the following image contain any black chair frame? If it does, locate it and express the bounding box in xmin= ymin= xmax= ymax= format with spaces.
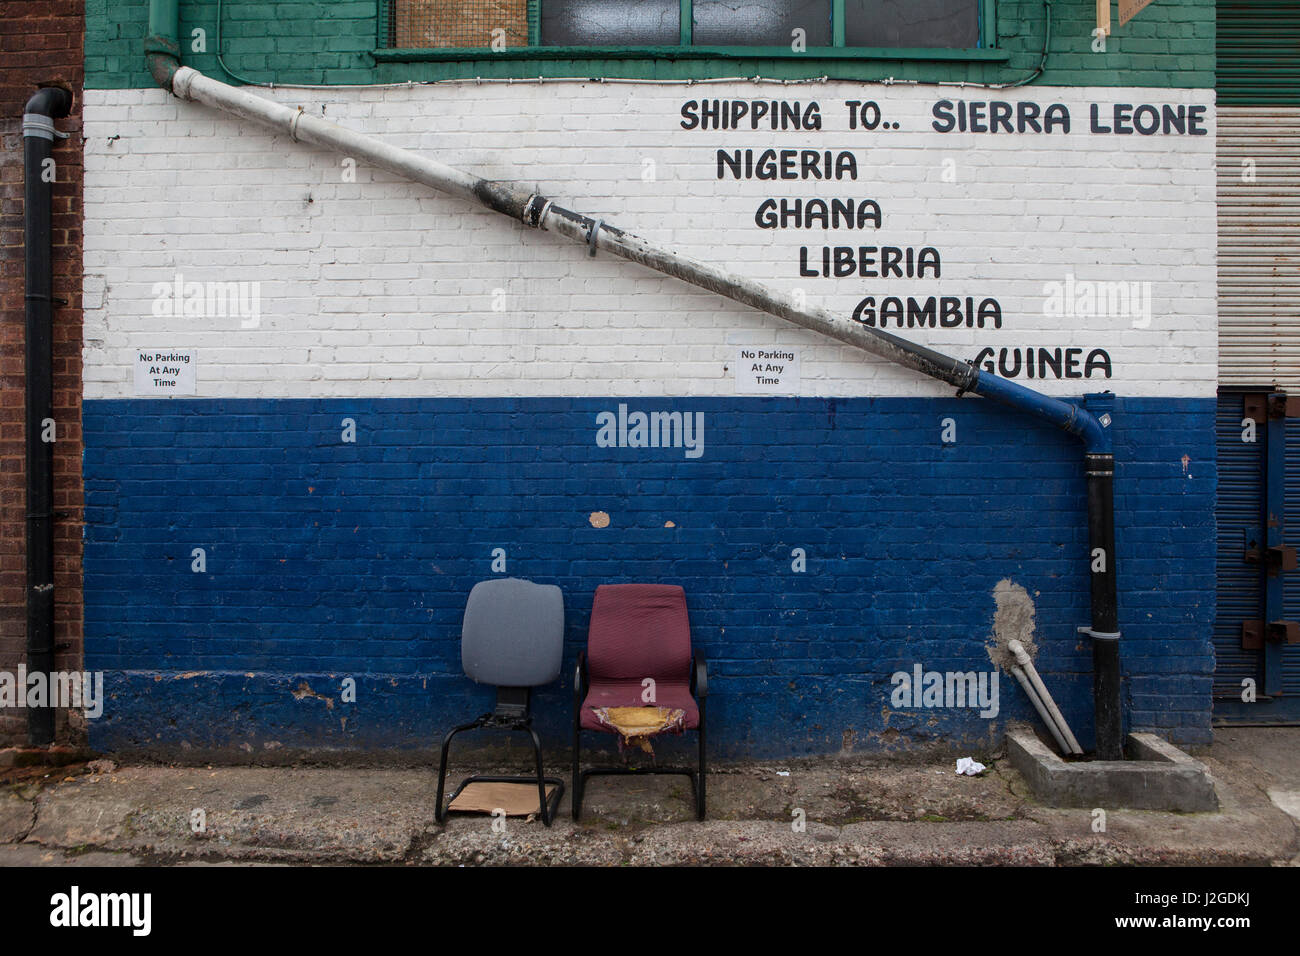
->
xmin=571 ymin=651 xmax=708 ymax=821
xmin=435 ymin=686 xmax=565 ymax=827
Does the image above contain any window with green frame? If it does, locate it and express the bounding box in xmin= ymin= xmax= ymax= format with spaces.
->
xmin=379 ymin=0 xmax=994 ymax=54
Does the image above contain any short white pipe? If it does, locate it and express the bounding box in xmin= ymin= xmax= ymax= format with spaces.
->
xmin=1008 ymin=664 xmax=1071 ymax=755
xmin=1009 ymin=640 xmax=1084 ymax=754
xmin=172 ymin=67 xmax=489 ymax=207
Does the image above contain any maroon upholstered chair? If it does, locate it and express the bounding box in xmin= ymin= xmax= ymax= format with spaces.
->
xmin=572 ymin=583 xmax=708 ymax=820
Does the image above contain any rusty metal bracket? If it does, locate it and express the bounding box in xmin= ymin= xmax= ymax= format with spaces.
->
xmin=1242 ymin=620 xmax=1300 ymax=649
xmin=1244 ymin=544 xmax=1298 ymax=575
xmin=1244 ymin=394 xmax=1267 ymax=426
xmin=1257 ymin=392 xmax=1300 ymax=418
xmin=1267 ymin=393 xmax=1300 ymax=420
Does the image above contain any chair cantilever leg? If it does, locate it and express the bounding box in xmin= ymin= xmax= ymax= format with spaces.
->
xmin=525 ymin=726 xmax=556 ymax=827
xmin=571 ymin=698 xmax=708 ymax=821
xmin=572 ymin=652 xmax=585 ymax=821
xmin=697 ymin=698 xmax=707 ymax=820
xmin=438 ymin=719 xmax=564 ymax=827
xmin=435 ymin=718 xmax=481 ymax=824
xmin=572 ymin=726 xmax=583 ymax=821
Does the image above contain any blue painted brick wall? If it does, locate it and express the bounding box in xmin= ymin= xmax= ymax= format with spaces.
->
xmin=81 ymin=396 xmax=1216 ymax=758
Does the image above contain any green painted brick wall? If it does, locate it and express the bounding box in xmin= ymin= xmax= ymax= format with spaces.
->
xmin=87 ymin=0 xmax=1213 ymax=90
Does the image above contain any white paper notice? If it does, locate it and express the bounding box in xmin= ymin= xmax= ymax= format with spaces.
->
xmin=134 ymin=349 xmax=196 ymax=396
xmin=735 ymin=347 xmax=800 ymax=394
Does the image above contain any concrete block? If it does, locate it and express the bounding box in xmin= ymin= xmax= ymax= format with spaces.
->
xmin=1006 ymin=727 xmax=1219 ymax=812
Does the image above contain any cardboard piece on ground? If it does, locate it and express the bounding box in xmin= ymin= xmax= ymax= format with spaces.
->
xmin=447 ymin=780 xmax=557 ymax=816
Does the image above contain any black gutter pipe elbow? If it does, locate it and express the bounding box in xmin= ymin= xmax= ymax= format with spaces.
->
xmin=25 ymin=87 xmax=73 ymax=118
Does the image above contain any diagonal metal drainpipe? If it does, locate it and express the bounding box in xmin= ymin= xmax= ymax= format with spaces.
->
xmin=23 ymin=84 xmax=73 ymax=747
xmin=144 ymin=3 xmax=1123 ymax=759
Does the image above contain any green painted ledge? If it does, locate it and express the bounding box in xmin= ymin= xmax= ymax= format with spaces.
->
xmin=371 ymin=45 xmax=1013 ymax=64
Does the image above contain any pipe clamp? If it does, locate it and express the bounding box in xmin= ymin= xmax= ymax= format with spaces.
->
xmin=1078 ymin=626 xmax=1121 ymax=641
xmin=22 ymin=114 xmax=69 ymax=141
xmin=522 ymin=195 xmax=552 ymax=230
xmin=587 ymin=218 xmax=604 ymax=256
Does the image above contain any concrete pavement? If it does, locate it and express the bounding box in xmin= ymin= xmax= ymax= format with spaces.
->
xmin=1 ymin=726 xmax=1296 ymax=866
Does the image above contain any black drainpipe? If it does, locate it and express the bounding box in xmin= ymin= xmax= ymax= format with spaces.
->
xmin=1086 ymin=449 xmax=1122 ymax=759
xmin=23 ymin=86 xmax=73 ymax=747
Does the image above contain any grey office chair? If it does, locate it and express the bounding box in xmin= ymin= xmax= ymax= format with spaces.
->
xmin=434 ymin=577 xmax=566 ymax=826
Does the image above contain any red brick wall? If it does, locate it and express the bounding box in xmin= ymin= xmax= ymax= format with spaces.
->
xmin=0 ymin=1 xmax=84 ymax=747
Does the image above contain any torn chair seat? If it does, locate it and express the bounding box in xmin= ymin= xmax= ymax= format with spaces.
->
xmin=592 ymin=706 xmax=687 ymax=755
xmin=580 ymin=681 xmax=700 ymax=732
xmin=573 ymin=583 xmax=708 ymax=820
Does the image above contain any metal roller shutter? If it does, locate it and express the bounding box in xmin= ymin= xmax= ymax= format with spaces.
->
xmin=1214 ymin=394 xmax=1265 ymax=697
xmin=1218 ymin=108 xmax=1300 ymax=387
xmin=1283 ymin=417 xmax=1300 ymax=695
xmin=1217 ymin=1 xmax=1300 ymax=387
xmin=1214 ymin=4 xmax=1300 ymax=723
xmin=1214 ymin=391 xmax=1300 ymax=723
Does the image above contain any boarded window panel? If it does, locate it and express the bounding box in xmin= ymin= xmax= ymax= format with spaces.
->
xmin=844 ymin=0 xmax=979 ymax=49
xmin=1219 ymin=0 xmax=1300 ymax=107
xmin=693 ymin=0 xmax=831 ymax=47
xmin=392 ymin=0 xmax=529 ymax=49
xmin=540 ymin=0 xmax=680 ymax=46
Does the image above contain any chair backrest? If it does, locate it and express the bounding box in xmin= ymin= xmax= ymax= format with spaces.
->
xmin=587 ymin=583 xmax=691 ymax=683
xmin=461 ymin=577 xmax=564 ymax=687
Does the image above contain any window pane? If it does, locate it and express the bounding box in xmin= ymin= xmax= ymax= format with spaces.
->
xmin=693 ymin=0 xmax=832 ymax=47
xmin=844 ymin=0 xmax=980 ymax=48
xmin=541 ymin=0 xmax=681 ymax=46
xmin=391 ymin=0 xmax=529 ymax=49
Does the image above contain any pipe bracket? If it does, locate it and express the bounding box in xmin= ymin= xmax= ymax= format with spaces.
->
xmin=587 ymin=218 xmax=604 ymax=256
xmin=1084 ymin=452 xmax=1115 ymax=477
xmin=1077 ymin=626 xmax=1121 ymax=641
xmin=522 ymin=194 xmax=552 ymax=230
xmin=22 ymin=114 xmax=69 ymax=141
xmin=955 ymin=359 xmax=977 ymax=397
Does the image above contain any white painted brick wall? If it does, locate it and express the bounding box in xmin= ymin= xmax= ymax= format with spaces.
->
xmin=82 ymin=82 xmax=1217 ymax=399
